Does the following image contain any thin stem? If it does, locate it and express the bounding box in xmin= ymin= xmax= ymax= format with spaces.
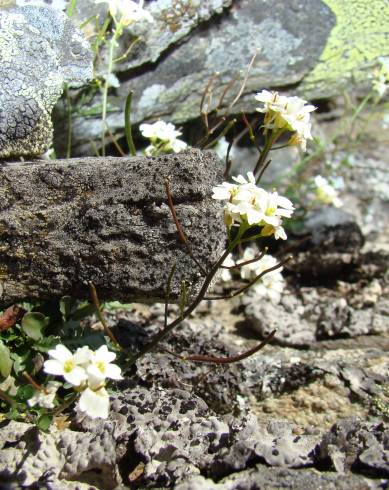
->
xmin=205 ymin=256 xmax=292 ymax=300
xmin=164 ymin=265 xmax=177 ymax=328
xmin=65 ymin=85 xmax=72 ymax=159
xmin=204 ymin=119 xmax=237 ymax=150
xmin=124 ymin=236 xmax=242 ymax=369
xmin=181 ymin=329 xmax=276 ymax=364
xmin=0 ymin=388 xmax=16 ymax=407
xmin=107 ymin=126 xmax=126 ymax=156
xmin=254 ymin=129 xmax=283 ymax=179
xmin=89 ymin=282 xmax=120 ymax=347
xmin=52 ymin=393 xmax=78 ymax=416
xmin=101 ymin=31 xmax=117 ymax=156
xmin=165 ymin=179 xmax=207 ymax=276
xmin=23 ymin=372 xmax=42 ymax=391
xmin=221 ymin=247 xmax=268 ymax=269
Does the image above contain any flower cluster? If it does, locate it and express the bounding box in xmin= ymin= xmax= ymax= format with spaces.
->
xmin=255 ymin=90 xmax=316 ymax=151
xmin=212 ymin=172 xmax=294 ymax=239
xmin=140 ymin=120 xmax=187 ymax=156
xmin=221 ymin=248 xmax=285 ymax=304
xmin=95 ymin=0 xmax=154 ymax=26
xmin=313 ymin=175 xmax=343 ymax=208
xmin=42 ymin=344 xmax=122 ymax=419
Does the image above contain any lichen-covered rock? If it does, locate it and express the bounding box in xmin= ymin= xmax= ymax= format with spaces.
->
xmin=0 ymin=5 xmax=92 ymax=159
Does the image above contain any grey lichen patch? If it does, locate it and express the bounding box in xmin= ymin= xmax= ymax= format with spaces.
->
xmin=0 ymin=5 xmax=92 ymax=159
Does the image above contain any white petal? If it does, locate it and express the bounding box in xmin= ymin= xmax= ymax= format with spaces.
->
xmin=48 ymin=344 xmax=72 ymax=362
xmin=94 ymin=345 xmax=116 ymax=363
xmin=78 ymin=387 xmax=110 ymax=419
xmin=64 ymin=366 xmax=87 ymax=386
xmin=43 ymin=359 xmax=65 ymax=376
xmin=105 ymin=364 xmax=123 ymax=380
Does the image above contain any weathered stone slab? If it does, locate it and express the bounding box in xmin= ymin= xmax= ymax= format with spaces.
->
xmin=0 ymin=149 xmax=225 ymax=306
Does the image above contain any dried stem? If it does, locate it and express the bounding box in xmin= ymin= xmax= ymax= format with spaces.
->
xmin=220 ymin=247 xmax=268 ymax=269
xmin=23 ymin=371 xmax=42 ymax=391
xmin=205 ymin=255 xmax=292 ymax=300
xmin=124 ymin=241 xmax=241 ymax=369
xmin=164 ymin=179 xmax=207 ymax=276
xmin=179 ymin=329 xmax=276 ymax=364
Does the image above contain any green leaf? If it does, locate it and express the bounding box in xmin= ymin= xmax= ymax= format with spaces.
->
xmin=37 ymin=413 xmax=53 ymax=432
xmin=72 ymin=303 xmax=96 ymax=321
xmin=33 ymin=335 xmax=60 ymax=353
xmin=60 ymin=296 xmax=76 ymax=321
xmin=21 ymin=312 xmax=49 ymax=341
xmin=0 ymin=340 xmax=12 ymax=379
xmin=17 ymin=384 xmax=35 ymax=401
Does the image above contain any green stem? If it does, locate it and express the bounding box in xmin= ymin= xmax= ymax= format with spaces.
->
xmin=254 ymin=129 xmax=283 ymax=180
xmin=125 ymin=91 xmax=137 ymax=156
xmin=65 ymin=84 xmax=72 ymax=159
xmin=101 ymin=31 xmax=117 ymax=157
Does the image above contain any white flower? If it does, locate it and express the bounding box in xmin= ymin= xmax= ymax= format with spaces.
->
xmin=95 ymin=0 xmax=153 ymax=25
xmin=86 ymin=345 xmax=123 ymax=385
xmin=44 ymin=344 xmax=88 ymax=386
xmin=219 ymin=254 xmax=235 ymax=282
xmin=213 ymin=137 xmax=236 ymax=161
xmin=140 ymin=120 xmax=187 ymax=155
xmin=78 ymin=386 xmax=110 ymax=419
xmin=212 ymin=172 xmax=293 ymax=239
xmin=255 ymin=90 xmax=316 ymax=152
xmin=238 ymin=248 xmax=285 ymax=304
xmin=28 ymin=381 xmax=61 ymax=409
xmin=313 ymin=175 xmax=343 ymax=208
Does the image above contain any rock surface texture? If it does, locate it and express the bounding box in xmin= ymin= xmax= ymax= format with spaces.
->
xmin=0 ymin=4 xmax=92 ymax=159
xmin=0 ymin=149 xmax=225 ymax=306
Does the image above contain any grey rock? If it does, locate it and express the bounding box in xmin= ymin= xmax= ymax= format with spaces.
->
xmin=180 ymin=467 xmax=381 ymax=490
xmin=244 ymin=291 xmax=316 ymax=347
xmin=0 ymin=420 xmax=119 ymax=488
xmin=319 ymin=418 xmax=389 ymax=477
xmin=0 ymin=149 xmax=226 ymax=306
xmin=114 ymin=0 xmax=233 ymax=72
xmin=0 ymin=5 xmax=92 ymax=159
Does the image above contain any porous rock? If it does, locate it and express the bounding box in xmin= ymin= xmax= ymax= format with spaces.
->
xmin=0 ymin=149 xmax=226 ymax=306
xmin=0 ymin=5 xmax=92 ymax=158
xmin=175 ymin=467 xmax=377 ymax=490
xmin=0 ymin=420 xmax=119 ymax=488
xmin=318 ymin=418 xmax=389 ymax=477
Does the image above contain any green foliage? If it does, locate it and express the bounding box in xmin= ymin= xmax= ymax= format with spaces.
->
xmin=21 ymin=312 xmax=49 ymax=341
xmin=0 ymin=340 xmax=12 ymax=379
xmin=0 ymin=296 xmax=109 ymax=425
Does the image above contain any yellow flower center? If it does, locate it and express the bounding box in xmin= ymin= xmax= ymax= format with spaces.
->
xmin=64 ymin=360 xmax=74 ymax=373
xmin=96 ymin=361 xmax=106 ymax=374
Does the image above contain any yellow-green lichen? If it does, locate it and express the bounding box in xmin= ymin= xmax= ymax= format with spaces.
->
xmin=301 ymin=0 xmax=389 ymax=96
